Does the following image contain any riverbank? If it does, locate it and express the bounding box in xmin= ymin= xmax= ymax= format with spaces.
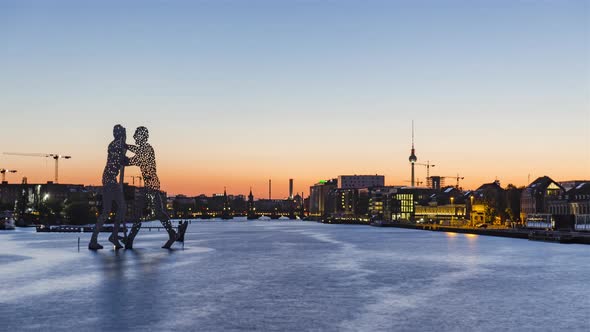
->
xmin=310 ymin=217 xmax=590 ymax=244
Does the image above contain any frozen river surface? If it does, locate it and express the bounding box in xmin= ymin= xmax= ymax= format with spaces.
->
xmin=1 ymin=221 xmax=589 ymax=331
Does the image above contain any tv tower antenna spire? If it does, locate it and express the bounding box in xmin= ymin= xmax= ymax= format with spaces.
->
xmin=412 ymin=120 xmax=415 ymax=148
xmin=409 ymin=121 xmax=418 ymax=186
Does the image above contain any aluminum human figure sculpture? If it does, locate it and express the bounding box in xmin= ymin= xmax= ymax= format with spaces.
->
xmin=89 ymin=125 xmax=127 ymax=250
xmin=124 ymin=126 xmax=186 ymax=249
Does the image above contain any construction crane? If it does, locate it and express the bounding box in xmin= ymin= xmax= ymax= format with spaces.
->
xmin=3 ymin=152 xmax=71 ymax=183
xmin=404 ymin=179 xmax=424 ymax=186
xmin=0 ymin=169 xmax=17 ymax=182
xmin=415 ymin=161 xmax=435 ymax=180
xmin=429 ymin=174 xmax=465 ymax=189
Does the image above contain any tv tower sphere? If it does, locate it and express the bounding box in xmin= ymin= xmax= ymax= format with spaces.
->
xmin=409 ymin=150 xmax=417 ymax=163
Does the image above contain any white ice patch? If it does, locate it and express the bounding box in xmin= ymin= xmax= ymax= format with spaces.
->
xmin=0 ymin=273 xmax=100 ymax=303
xmin=339 ymin=263 xmax=490 ymax=331
xmin=283 ymin=229 xmax=374 ymax=282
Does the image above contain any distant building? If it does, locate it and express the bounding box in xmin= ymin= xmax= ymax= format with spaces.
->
xmin=392 ymin=187 xmax=436 ymax=221
xmin=331 ymin=188 xmax=369 ymax=219
xmin=293 ymin=193 xmax=305 ymax=218
xmin=230 ymin=195 xmax=247 ymax=214
xmin=521 ymin=176 xmax=565 ymax=228
xmin=363 ymin=186 xmax=434 ymax=222
xmin=169 ymin=194 xmax=196 ymax=218
xmin=569 ymin=182 xmax=590 ymax=231
xmin=247 ymin=188 xmax=256 ymax=219
xmin=1 ymin=182 xmax=89 ymax=224
xmin=0 ymin=182 xmax=23 ymax=209
xmin=367 ymin=187 xmax=396 ymax=219
xmin=254 ymin=199 xmax=292 ymax=217
xmin=545 ymin=181 xmax=590 ymax=231
xmin=309 ymin=179 xmax=337 ymax=217
xmin=337 ymin=175 xmax=384 ymax=189
xmin=180 ymin=192 xmax=248 ymax=218
xmin=221 ymin=188 xmax=231 ymax=219
xmin=568 ymin=182 xmax=590 ymax=216
xmin=429 ymin=176 xmax=442 ymax=190
xmin=505 ymin=184 xmax=523 ymax=223
xmin=414 ymin=187 xmax=467 ymax=224
xmin=87 ymin=184 xmax=158 ymax=222
xmin=469 ymin=181 xmax=506 ymax=225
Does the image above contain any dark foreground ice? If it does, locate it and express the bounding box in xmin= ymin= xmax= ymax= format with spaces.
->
xmin=1 ymin=220 xmax=589 ymax=331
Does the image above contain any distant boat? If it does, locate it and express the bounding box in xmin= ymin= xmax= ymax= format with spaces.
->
xmin=278 ymin=216 xmax=290 ymax=220
xmin=259 ymin=215 xmax=271 ymax=221
xmin=0 ymin=211 xmax=16 ymax=230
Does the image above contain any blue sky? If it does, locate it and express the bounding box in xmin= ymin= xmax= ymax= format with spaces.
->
xmin=0 ymin=0 xmax=588 ymax=196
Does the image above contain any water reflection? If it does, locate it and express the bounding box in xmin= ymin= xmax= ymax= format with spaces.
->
xmin=1 ymin=221 xmax=589 ymax=331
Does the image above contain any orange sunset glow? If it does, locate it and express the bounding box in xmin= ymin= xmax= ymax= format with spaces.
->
xmin=0 ymin=0 xmax=588 ymax=198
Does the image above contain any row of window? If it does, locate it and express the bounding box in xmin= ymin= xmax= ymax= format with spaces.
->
xmin=549 ymin=204 xmax=590 ymax=215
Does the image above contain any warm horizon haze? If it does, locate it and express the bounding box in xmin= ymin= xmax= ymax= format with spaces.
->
xmin=0 ymin=0 xmax=588 ymax=197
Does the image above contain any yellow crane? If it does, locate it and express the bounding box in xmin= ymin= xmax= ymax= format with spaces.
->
xmin=3 ymin=152 xmax=71 ymax=183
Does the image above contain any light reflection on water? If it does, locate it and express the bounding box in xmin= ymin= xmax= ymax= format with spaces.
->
xmin=0 ymin=221 xmax=589 ymax=331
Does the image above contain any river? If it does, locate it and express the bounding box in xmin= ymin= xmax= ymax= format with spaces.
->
xmin=1 ymin=220 xmax=588 ymax=331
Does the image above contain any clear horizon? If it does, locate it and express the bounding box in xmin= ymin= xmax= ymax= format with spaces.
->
xmin=1 ymin=0 xmax=589 ymax=197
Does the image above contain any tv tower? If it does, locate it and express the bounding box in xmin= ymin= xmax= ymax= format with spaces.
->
xmin=409 ymin=121 xmax=418 ymax=187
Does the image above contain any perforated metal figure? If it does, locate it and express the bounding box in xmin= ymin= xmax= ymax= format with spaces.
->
xmin=89 ymin=125 xmax=127 ymax=250
xmin=125 ymin=126 xmax=178 ymax=249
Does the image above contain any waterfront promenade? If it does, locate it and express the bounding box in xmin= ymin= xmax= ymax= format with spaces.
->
xmin=1 ymin=220 xmax=589 ymax=331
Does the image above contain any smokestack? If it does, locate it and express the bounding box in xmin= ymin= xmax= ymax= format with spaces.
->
xmin=269 ymin=179 xmax=272 ymax=200
xmin=289 ymin=179 xmax=293 ymax=199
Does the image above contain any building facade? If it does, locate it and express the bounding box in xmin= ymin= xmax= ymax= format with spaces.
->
xmin=337 ymin=175 xmax=384 ymax=189
xmin=521 ymin=176 xmax=565 ymax=220
xmin=309 ymin=179 xmax=337 ymax=217
xmin=414 ymin=187 xmax=467 ymax=224
xmin=469 ymin=181 xmax=506 ymax=225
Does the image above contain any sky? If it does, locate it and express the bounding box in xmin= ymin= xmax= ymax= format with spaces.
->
xmin=0 ymin=0 xmax=588 ymax=198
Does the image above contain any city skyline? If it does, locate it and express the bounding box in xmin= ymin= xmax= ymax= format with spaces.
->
xmin=1 ymin=0 xmax=588 ymax=197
